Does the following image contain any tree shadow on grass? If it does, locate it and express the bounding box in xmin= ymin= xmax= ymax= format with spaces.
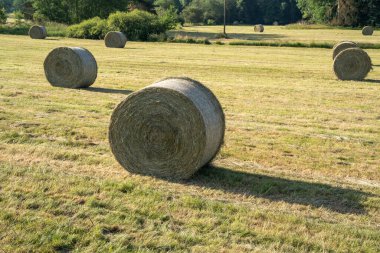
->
xmin=168 ymin=31 xmax=286 ymax=41
xmin=82 ymin=87 xmax=133 ymax=95
xmin=187 ymin=165 xmax=373 ymax=215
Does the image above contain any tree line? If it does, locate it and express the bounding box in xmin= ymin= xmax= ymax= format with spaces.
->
xmin=297 ymin=0 xmax=380 ymax=26
xmin=0 ymin=0 xmax=379 ymax=26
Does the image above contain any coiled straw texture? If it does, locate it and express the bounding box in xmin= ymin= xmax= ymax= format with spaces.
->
xmin=362 ymin=26 xmax=374 ymax=36
xmin=29 ymin=25 xmax=47 ymax=39
xmin=333 ymin=48 xmax=372 ymax=81
xmin=105 ymin=31 xmax=128 ymax=48
xmin=44 ymin=47 xmax=98 ymax=88
xmin=254 ymin=24 xmax=264 ymax=32
xmin=109 ymin=77 xmax=225 ymax=180
xmin=332 ymin=41 xmax=358 ymax=60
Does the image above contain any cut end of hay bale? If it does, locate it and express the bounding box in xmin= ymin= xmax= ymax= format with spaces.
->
xmin=332 ymin=41 xmax=358 ymax=60
xmin=105 ymin=31 xmax=127 ymax=48
xmin=109 ymin=77 xmax=225 ymax=180
xmin=29 ymin=25 xmax=47 ymax=39
xmin=362 ymin=26 xmax=374 ymax=36
xmin=254 ymin=24 xmax=264 ymax=32
xmin=333 ymin=48 xmax=372 ymax=81
xmin=44 ymin=47 xmax=98 ymax=88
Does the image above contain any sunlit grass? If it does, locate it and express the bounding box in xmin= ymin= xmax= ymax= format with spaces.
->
xmin=171 ymin=25 xmax=380 ymax=46
xmin=0 ymin=34 xmax=379 ymax=252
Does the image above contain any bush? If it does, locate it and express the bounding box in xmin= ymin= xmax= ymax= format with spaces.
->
xmin=66 ymin=9 xmax=178 ymax=41
xmin=0 ymin=24 xmax=30 ymax=35
xmin=14 ymin=10 xmax=24 ymax=26
xmin=108 ymin=10 xmax=164 ymax=41
xmin=156 ymin=6 xmax=180 ymax=31
xmin=148 ymin=33 xmax=168 ymax=42
xmin=0 ymin=8 xmax=6 ymax=24
xmin=44 ymin=22 xmax=68 ymax=37
xmin=67 ymin=17 xmax=108 ymax=39
xmin=207 ymin=19 xmax=216 ymax=25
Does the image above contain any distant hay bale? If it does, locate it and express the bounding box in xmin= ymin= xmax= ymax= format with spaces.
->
xmin=105 ymin=31 xmax=127 ymax=48
xmin=332 ymin=41 xmax=358 ymax=60
xmin=362 ymin=26 xmax=374 ymax=36
xmin=44 ymin=47 xmax=98 ymax=88
xmin=29 ymin=25 xmax=47 ymax=39
xmin=254 ymin=24 xmax=264 ymax=32
xmin=109 ymin=77 xmax=225 ymax=180
xmin=333 ymin=48 xmax=372 ymax=81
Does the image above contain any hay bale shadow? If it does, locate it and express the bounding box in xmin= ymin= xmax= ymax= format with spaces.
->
xmin=82 ymin=87 xmax=133 ymax=95
xmin=168 ymin=31 xmax=285 ymax=41
xmin=362 ymin=79 xmax=380 ymax=84
xmin=185 ymin=165 xmax=374 ymax=215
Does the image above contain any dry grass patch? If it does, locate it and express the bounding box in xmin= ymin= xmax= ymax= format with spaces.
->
xmin=0 ymin=34 xmax=379 ymax=252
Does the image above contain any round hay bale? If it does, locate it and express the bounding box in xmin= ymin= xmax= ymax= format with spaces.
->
xmin=362 ymin=26 xmax=374 ymax=36
xmin=332 ymin=41 xmax=358 ymax=60
xmin=109 ymin=77 xmax=225 ymax=180
xmin=29 ymin=25 xmax=47 ymax=39
xmin=333 ymin=48 xmax=372 ymax=81
xmin=254 ymin=24 xmax=264 ymax=32
xmin=105 ymin=31 xmax=127 ymax=48
xmin=44 ymin=47 xmax=98 ymax=88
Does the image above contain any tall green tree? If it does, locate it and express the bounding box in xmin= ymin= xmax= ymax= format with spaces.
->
xmin=154 ymin=0 xmax=182 ymax=11
xmin=296 ymin=0 xmax=379 ymax=26
xmin=30 ymin=0 xmax=156 ymax=24
xmin=296 ymin=0 xmax=335 ymax=23
xmin=13 ymin=0 xmax=33 ymax=19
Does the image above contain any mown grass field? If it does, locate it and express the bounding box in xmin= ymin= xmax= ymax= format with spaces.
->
xmin=0 ymin=32 xmax=379 ymax=252
xmin=171 ymin=25 xmax=380 ymax=46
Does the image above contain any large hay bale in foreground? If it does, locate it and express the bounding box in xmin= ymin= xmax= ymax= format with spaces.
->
xmin=29 ymin=25 xmax=47 ymax=39
xmin=362 ymin=26 xmax=374 ymax=36
xmin=333 ymin=48 xmax=372 ymax=81
xmin=105 ymin=31 xmax=127 ymax=48
xmin=332 ymin=41 xmax=358 ymax=60
xmin=44 ymin=47 xmax=98 ymax=88
xmin=109 ymin=77 xmax=225 ymax=180
xmin=254 ymin=24 xmax=264 ymax=32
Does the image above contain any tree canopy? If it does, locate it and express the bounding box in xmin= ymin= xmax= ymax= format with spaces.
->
xmin=297 ymin=0 xmax=380 ymax=26
xmin=2 ymin=0 xmax=379 ymax=26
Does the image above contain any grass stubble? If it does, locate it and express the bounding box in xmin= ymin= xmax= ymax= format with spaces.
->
xmin=0 ymin=33 xmax=379 ymax=252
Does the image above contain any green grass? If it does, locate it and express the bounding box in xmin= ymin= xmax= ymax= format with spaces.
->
xmin=170 ymin=25 xmax=380 ymax=48
xmin=2 ymin=22 xmax=379 ymax=49
xmin=0 ymin=15 xmax=67 ymax=37
xmin=228 ymin=41 xmax=380 ymax=49
xmin=44 ymin=22 xmax=68 ymax=37
xmin=0 ymin=34 xmax=379 ymax=252
xmin=284 ymin=23 xmax=362 ymax=30
xmin=168 ymin=37 xmax=211 ymax=45
xmin=229 ymin=41 xmax=333 ymax=48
